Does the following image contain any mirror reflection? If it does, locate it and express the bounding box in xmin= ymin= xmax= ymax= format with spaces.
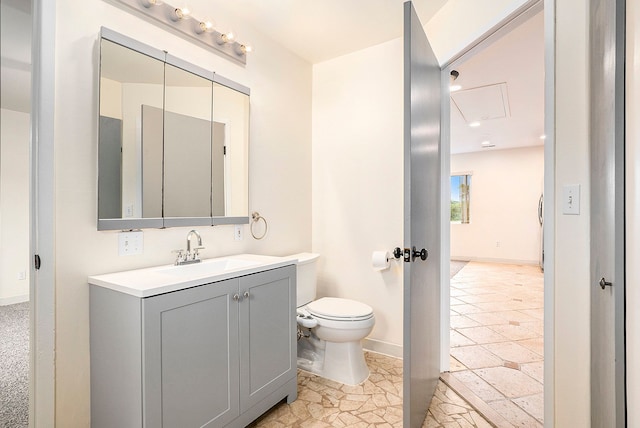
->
xmin=97 ymin=33 xmax=250 ymax=229
xmin=163 ymin=64 xmax=213 ymax=218
xmin=99 ymin=39 xmax=164 ymax=220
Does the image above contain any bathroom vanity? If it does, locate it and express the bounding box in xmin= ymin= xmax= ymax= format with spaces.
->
xmin=89 ymin=254 xmax=297 ymax=428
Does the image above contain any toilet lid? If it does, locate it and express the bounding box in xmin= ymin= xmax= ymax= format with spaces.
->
xmin=306 ymin=297 xmax=373 ymax=321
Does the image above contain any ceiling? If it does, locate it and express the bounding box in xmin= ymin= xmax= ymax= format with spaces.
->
xmin=449 ymin=10 xmax=544 ymax=154
xmin=1 ymin=0 xmax=544 ymax=154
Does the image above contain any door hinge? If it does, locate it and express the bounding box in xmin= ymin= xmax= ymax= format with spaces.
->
xmin=34 ymin=254 xmax=41 ymax=270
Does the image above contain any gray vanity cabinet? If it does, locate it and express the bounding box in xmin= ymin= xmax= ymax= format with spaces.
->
xmin=142 ymin=278 xmax=240 ymax=427
xmin=90 ymin=265 xmax=297 ymax=428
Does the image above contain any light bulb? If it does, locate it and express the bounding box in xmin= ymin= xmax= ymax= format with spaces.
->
xmin=469 ymin=122 xmax=481 ymax=127
xmin=216 ymin=29 xmax=236 ymax=45
xmin=540 ymin=134 xmax=547 ymax=140
xmin=196 ymin=19 xmax=215 ymax=34
xmin=235 ymin=43 xmax=253 ymax=55
xmin=450 ymin=84 xmax=462 ymax=92
xmin=140 ymin=0 xmax=159 ymax=7
xmin=173 ymin=5 xmax=190 ymax=20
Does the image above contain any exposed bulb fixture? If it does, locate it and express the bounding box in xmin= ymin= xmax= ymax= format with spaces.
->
xmin=171 ymin=5 xmax=190 ymax=20
xmin=217 ymin=30 xmax=235 ymax=45
xmin=235 ymin=43 xmax=253 ymax=55
xmin=469 ymin=122 xmax=481 ymax=127
xmin=115 ymin=0 xmax=251 ymax=63
xmin=196 ymin=19 xmax=215 ymax=34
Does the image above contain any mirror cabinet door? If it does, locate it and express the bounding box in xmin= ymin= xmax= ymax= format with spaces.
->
xmin=163 ymin=64 xmax=213 ymax=219
xmin=212 ymin=83 xmax=250 ymax=218
xmin=99 ymin=39 xmax=164 ymax=220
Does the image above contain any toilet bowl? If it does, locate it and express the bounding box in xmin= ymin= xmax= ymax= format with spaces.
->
xmin=292 ymin=253 xmax=376 ymax=385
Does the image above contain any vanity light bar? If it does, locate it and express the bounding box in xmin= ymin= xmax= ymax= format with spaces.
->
xmin=106 ymin=0 xmax=251 ymax=65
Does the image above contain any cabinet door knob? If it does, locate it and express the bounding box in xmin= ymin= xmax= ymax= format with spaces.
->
xmin=233 ymin=293 xmax=240 ymax=301
xmin=243 ymin=291 xmax=250 ymax=299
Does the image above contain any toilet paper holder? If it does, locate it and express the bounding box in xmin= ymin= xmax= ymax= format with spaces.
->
xmin=393 ymin=247 xmax=403 ymax=259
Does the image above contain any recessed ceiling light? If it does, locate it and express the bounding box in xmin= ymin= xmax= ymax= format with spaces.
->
xmin=469 ymin=122 xmax=481 ymax=127
xmin=450 ymin=85 xmax=462 ymax=92
xmin=481 ymin=141 xmax=495 ymax=148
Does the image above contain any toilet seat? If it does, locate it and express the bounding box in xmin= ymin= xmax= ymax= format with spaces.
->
xmin=306 ymin=297 xmax=373 ymax=321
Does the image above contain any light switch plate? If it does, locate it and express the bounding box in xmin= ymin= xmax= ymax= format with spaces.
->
xmin=119 ymin=231 xmax=143 ymax=256
xmin=563 ymin=184 xmax=580 ymax=215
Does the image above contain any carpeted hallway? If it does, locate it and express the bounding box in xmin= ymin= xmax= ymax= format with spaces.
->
xmin=0 ymin=302 xmax=29 ymax=428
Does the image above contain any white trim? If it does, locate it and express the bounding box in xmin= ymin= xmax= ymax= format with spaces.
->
xmin=363 ymin=338 xmax=403 ymax=359
xmin=30 ymin=0 xmax=56 ymax=426
xmin=0 ymin=294 xmax=30 ymax=306
xmin=543 ymin=0 xmax=555 ymax=425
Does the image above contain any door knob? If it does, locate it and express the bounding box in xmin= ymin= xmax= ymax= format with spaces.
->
xmin=233 ymin=293 xmax=240 ymax=301
xmin=599 ymin=277 xmax=612 ymax=290
xmin=412 ymin=247 xmax=428 ymax=261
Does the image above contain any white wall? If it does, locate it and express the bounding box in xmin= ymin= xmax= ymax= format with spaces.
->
xmin=0 ymin=108 xmax=30 ymax=304
xmin=553 ymin=0 xmax=591 ymax=425
xmin=450 ymin=146 xmax=544 ymax=264
xmin=312 ymin=38 xmax=404 ymax=353
xmin=626 ymin=0 xmax=640 ymax=424
xmin=53 ymin=0 xmax=312 ymax=424
xmin=311 ymin=0 xmax=537 ymax=357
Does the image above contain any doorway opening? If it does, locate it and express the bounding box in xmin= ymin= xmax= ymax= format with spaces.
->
xmin=443 ymin=8 xmax=546 ymax=427
xmin=0 ymin=0 xmax=33 ymax=426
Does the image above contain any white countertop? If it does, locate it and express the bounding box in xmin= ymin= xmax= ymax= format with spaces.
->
xmin=88 ymin=253 xmax=298 ymax=298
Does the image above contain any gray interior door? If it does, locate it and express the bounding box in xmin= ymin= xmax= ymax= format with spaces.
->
xmin=403 ymin=2 xmax=442 ymax=427
xmin=589 ymin=0 xmax=626 ymax=426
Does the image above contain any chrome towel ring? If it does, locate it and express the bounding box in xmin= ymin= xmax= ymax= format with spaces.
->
xmin=250 ymin=211 xmax=268 ymax=240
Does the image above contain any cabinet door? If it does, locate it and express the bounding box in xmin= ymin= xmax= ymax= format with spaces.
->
xmin=142 ymin=279 xmax=239 ymax=428
xmin=239 ymin=266 xmax=296 ymax=410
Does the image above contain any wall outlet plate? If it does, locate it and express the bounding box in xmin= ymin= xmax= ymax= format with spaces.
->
xmin=234 ymin=225 xmax=243 ymax=241
xmin=563 ymin=184 xmax=580 ymax=215
xmin=119 ymin=231 xmax=143 ymax=256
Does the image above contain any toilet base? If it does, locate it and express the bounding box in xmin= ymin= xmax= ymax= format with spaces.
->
xmin=297 ymin=333 xmax=370 ymax=385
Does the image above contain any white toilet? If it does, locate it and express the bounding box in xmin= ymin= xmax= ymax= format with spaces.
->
xmin=293 ymin=253 xmax=375 ymax=385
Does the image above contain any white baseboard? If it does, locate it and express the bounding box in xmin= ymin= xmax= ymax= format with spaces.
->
xmin=363 ymin=338 xmax=403 ymax=359
xmin=450 ymin=256 xmax=539 ymax=266
xmin=0 ymin=294 xmax=29 ymax=306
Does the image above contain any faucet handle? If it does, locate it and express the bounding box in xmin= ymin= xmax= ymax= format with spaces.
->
xmin=192 ymin=246 xmax=205 ymax=259
xmin=172 ymin=249 xmax=185 ymax=264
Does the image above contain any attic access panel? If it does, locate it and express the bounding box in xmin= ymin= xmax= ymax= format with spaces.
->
xmin=451 ymin=82 xmax=511 ymax=123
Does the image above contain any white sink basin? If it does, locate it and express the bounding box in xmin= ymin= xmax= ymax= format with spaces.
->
xmin=89 ymin=254 xmax=297 ymax=298
xmin=158 ymin=258 xmax=259 ymax=277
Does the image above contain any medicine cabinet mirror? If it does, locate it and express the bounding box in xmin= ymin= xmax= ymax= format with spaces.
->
xmin=97 ymin=28 xmax=249 ymax=230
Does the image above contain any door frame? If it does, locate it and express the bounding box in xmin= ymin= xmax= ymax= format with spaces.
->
xmin=30 ymin=0 xmax=56 ymax=426
xmin=437 ymin=0 xmax=555 ymax=424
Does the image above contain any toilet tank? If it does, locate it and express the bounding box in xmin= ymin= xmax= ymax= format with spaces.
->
xmin=291 ymin=253 xmax=320 ymax=307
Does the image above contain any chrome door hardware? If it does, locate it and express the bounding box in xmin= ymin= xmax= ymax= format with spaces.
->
xmin=599 ymin=277 xmax=613 ymax=290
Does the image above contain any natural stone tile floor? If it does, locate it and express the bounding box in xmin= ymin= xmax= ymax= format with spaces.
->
xmin=251 ymin=352 xmax=492 ymax=427
xmin=449 ymin=262 xmax=544 ymax=427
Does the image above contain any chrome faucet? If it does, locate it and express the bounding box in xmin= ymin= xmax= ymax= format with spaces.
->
xmin=186 ymin=229 xmax=202 ymax=254
xmin=174 ymin=230 xmax=205 ymax=265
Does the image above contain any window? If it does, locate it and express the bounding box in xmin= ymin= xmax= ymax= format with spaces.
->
xmin=451 ymin=174 xmax=471 ymax=223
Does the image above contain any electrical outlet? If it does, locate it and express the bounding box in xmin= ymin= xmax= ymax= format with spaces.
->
xmin=17 ymin=271 xmax=26 ymax=281
xmin=119 ymin=231 xmax=144 ymax=256
xmin=234 ymin=225 xmax=243 ymax=241
xmin=496 ymin=241 xmax=501 ymax=247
